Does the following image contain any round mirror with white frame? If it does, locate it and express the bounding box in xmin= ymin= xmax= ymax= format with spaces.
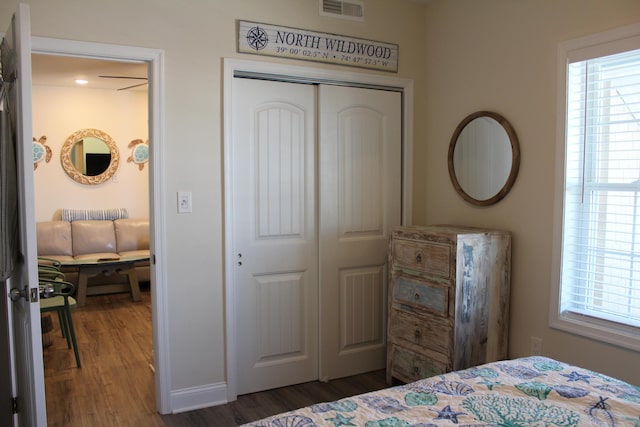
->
xmin=60 ymin=128 xmax=120 ymax=185
xmin=448 ymin=111 xmax=520 ymax=206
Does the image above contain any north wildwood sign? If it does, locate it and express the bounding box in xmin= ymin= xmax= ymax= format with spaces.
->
xmin=237 ymin=20 xmax=399 ymax=73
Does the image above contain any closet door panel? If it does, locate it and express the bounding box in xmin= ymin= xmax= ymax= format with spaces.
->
xmin=232 ymin=78 xmax=318 ymax=395
xmin=338 ymin=106 xmax=384 ymax=235
xmin=319 ymin=85 xmax=402 ymax=380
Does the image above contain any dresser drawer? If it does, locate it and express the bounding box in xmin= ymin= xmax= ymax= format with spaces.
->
xmin=392 ymin=276 xmax=449 ymax=317
xmin=389 ymin=309 xmax=451 ymax=354
xmin=390 ymin=345 xmax=448 ymax=382
xmin=392 ymin=239 xmax=451 ymax=278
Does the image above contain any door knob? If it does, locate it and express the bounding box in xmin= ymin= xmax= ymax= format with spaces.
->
xmin=10 ymin=286 xmax=38 ymax=302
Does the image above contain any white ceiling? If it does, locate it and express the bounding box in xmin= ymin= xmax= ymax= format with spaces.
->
xmin=31 ymin=54 xmax=148 ymax=92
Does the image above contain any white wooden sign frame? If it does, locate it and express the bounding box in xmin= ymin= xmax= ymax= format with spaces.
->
xmin=237 ymin=20 xmax=399 ymax=73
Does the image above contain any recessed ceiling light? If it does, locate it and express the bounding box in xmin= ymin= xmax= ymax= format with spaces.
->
xmin=75 ymin=79 xmax=89 ymax=85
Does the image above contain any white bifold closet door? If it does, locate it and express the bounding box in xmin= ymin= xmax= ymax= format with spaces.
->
xmin=318 ymin=84 xmax=401 ymax=380
xmin=232 ymin=78 xmax=401 ymax=395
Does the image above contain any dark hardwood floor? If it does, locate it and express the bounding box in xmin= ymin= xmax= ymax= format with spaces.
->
xmin=43 ymin=287 xmax=388 ymax=426
xmin=163 ymin=370 xmax=388 ymax=426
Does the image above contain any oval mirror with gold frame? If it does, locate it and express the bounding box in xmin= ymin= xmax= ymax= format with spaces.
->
xmin=448 ymin=111 xmax=520 ymax=206
xmin=61 ymin=128 xmax=120 ymax=185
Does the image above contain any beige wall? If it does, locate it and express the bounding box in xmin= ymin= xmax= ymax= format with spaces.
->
xmin=1 ymin=0 xmax=639 ymax=413
xmin=421 ymin=0 xmax=640 ymax=386
xmin=32 ymin=85 xmax=149 ymax=221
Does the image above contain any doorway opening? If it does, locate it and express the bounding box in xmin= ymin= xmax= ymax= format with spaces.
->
xmin=32 ymin=53 xmax=151 ymax=422
xmin=30 ymin=37 xmax=170 ymax=415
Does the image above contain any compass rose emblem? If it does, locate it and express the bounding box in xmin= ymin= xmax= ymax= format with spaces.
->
xmin=246 ymin=26 xmax=268 ymax=51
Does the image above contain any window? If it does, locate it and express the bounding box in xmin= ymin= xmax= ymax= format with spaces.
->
xmin=552 ymin=24 xmax=640 ymax=351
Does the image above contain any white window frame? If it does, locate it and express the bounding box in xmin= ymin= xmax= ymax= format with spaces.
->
xmin=551 ymin=23 xmax=640 ymax=352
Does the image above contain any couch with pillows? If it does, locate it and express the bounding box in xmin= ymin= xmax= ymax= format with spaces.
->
xmin=36 ymin=218 xmax=151 ymax=294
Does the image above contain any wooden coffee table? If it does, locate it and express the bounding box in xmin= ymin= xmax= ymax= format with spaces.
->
xmin=61 ymin=256 xmax=149 ymax=306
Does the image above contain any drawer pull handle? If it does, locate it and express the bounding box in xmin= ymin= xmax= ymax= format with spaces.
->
xmin=414 ymin=293 xmax=420 ymax=301
xmin=415 ymin=253 xmax=423 ymax=263
xmin=414 ymin=329 xmax=421 ymax=339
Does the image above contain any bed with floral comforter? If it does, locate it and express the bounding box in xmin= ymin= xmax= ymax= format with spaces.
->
xmin=242 ymin=356 xmax=640 ymax=426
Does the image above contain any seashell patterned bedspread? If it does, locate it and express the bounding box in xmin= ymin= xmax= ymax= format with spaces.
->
xmin=241 ymin=356 xmax=640 ymax=426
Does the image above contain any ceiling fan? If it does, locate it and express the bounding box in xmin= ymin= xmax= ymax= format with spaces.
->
xmin=98 ymin=75 xmax=148 ymax=91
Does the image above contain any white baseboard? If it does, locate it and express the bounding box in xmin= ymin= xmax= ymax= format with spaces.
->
xmin=170 ymin=381 xmax=229 ymax=414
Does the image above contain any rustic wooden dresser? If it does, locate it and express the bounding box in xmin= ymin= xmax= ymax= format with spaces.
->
xmin=386 ymin=225 xmax=511 ymax=384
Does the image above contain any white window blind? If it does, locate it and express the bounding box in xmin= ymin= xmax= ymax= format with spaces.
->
xmin=561 ymin=48 xmax=640 ymax=328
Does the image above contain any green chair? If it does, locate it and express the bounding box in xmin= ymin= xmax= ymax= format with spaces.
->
xmin=37 ymin=256 xmax=62 ymax=269
xmin=38 ymin=266 xmax=66 ymax=281
xmin=38 ymin=257 xmax=65 ymax=280
xmin=39 ymin=278 xmax=81 ymax=368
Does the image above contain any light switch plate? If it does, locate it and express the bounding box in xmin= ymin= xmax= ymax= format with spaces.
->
xmin=177 ymin=191 xmax=192 ymax=213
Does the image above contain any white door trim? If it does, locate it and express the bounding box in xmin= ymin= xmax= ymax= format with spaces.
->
xmin=30 ymin=37 xmax=171 ymax=414
xmin=223 ymin=57 xmax=413 ymax=401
